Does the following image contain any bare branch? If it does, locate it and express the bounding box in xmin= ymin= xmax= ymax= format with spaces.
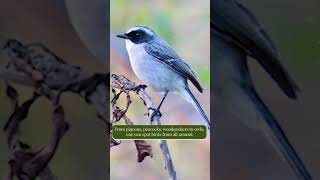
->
xmin=111 ymin=74 xmax=177 ymax=180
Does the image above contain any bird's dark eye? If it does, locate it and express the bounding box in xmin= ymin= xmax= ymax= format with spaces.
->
xmin=135 ymin=32 xmax=140 ymax=37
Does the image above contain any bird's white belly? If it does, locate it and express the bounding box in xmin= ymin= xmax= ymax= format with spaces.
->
xmin=126 ymin=42 xmax=185 ymax=92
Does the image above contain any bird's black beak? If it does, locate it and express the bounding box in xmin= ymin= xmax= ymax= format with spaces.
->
xmin=116 ymin=33 xmax=129 ymax=39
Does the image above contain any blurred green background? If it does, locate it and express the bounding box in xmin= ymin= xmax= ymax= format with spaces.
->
xmin=214 ymin=0 xmax=320 ymax=180
xmin=110 ymin=0 xmax=210 ymax=180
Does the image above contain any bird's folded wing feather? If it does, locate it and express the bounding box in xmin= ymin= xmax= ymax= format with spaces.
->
xmin=145 ymin=40 xmax=203 ymax=92
xmin=212 ymin=0 xmax=299 ymax=99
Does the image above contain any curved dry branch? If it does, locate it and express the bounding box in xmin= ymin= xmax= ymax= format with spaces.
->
xmin=111 ymin=74 xmax=177 ymax=180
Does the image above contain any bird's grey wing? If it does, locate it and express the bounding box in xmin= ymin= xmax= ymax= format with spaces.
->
xmin=212 ymin=0 xmax=299 ymax=99
xmin=145 ymin=40 xmax=203 ymax=92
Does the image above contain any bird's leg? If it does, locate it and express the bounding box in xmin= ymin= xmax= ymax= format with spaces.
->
xmin=150 ymin=90 xmax=169 ymax=120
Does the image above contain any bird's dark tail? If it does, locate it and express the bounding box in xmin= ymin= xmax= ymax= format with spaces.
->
xmin=183 ymin=87 xmax=210 ymax=130
xmin=244 ymin=86 xmax=312 ymax=180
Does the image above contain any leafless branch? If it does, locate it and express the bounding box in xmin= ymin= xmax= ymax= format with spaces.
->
xmin=111 ymin=74 xmax=177 ymax=180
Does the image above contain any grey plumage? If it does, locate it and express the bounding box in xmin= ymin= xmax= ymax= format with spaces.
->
xmin=212 ymin=0 xmax=312 ymax=179
xmin=145 ymin=39 xmax=203 ymax=92
xmin=184 ymin=86 xmax=210 ymax=128
xmin=117 ymin=26 xmax=210 ymax=129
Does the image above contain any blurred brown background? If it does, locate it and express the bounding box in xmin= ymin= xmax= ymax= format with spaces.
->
xmin=0 ymin=0 xmax=107 ymax=179
xmin=213 ymin=0 xmax=320 ymax=180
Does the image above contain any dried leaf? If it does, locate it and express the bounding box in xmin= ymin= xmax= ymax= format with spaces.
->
xmin=135 ymin=140 xmax=153 ymax=162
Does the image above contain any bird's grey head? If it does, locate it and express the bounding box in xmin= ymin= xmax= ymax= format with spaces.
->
xmin=116 ymin=26 xmax=156 ymax=44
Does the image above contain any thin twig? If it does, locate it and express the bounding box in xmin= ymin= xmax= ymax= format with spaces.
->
xmin=136 ymin=86 xmax=177 ymax=180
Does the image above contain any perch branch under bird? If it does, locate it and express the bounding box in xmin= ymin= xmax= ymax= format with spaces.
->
xmin=111 ymin=74 xmax=177 ymax=180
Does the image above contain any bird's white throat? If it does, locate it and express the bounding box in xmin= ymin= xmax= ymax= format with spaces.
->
xmin=124 ymin=40 xmax=148 ymax=60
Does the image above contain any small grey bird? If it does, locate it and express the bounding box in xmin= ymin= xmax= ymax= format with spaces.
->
xmin=117 ymin=26 xmax=210 ymax=129
xmin=212 ymin=0 xmax=312 ymax=180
